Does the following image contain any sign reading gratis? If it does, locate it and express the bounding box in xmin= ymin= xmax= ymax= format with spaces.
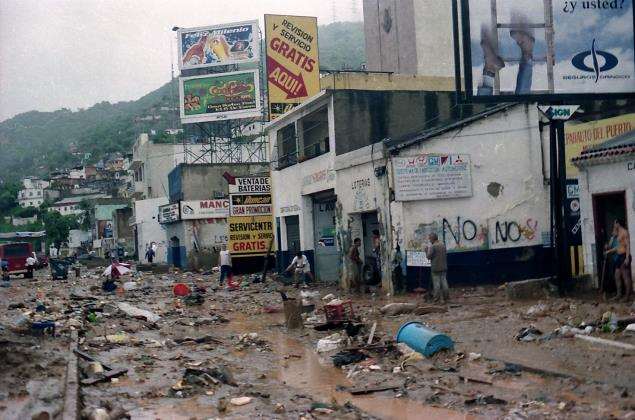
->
xmin=228 ymin=215 xmax=274 ymax=256
xmin=265 ymin=15 xmax=320 ymax=120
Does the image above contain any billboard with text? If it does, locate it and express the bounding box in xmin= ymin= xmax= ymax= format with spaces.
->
xmin=460 ymin=0 xmax=635 ymax=101
xmin=265 ymin=15 xmax=320 ymax=120
xmin=178 ymin=21 xmax=260 ymax=70
xmin=179 ymin=70 xmax=262 ymax=123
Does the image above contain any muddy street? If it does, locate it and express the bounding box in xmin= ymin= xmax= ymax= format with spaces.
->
xmin=1 ymin=267 xmax=634 ymax=419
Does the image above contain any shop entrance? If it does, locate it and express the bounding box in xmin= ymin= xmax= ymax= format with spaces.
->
xmin=592 ymin=192 xmax=627 ymax=293
xmin=361 ymin=211 xmax=381 ymax=286
xmin=312 ymin=193 xmax=338 ymax=283
xmin=285 ymin=215 xmax=301 ymax=255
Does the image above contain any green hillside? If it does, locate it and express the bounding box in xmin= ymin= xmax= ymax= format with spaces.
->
xmin=0 ymin=21 xmax=366 ymax=183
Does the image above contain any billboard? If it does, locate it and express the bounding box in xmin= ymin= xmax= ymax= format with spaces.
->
xmin=393 ymin=154 xmax=473 ymax=201
xmin=460 ymin=0 xmax=635 ymax=101
xmin=228 ymin=215 xmax=274 ymax=256
xmin=179 ymin=70 xmax=262 ymax=123
xmin=230 ymin=194 xmax=272 ymax=216
xmin=158 ymin=203 xmax=180 ymax=224
xmin=265 ymin=15 xmax=320 ymax=120
xmin=178 ymin=21 xmax=260 ymax=70
xmin=180 ymin=200 xmax=229 ymax=220
xmin=565 ymin=113 xmax=635 ymax=176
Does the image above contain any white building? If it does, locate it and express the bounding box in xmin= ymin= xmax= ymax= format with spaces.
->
xmin=133 ymin=197 xmax=170 ymax=264
xmin=18 ymin=178 xmax=50 ymax=208
xmin=575 ymin=131 xmax=635 ymax=285
xmin=50 ymin=194 xmax=109 ymax=216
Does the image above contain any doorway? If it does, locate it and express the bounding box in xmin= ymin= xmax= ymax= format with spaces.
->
xmin=361 ymin=211 xmax=381 ymax=286
xmin=313 ymin=193 xmax=338 ymax=283
xmin=285 ymin=215 xmax=301 ymax=255
xmin=592 ymin=192 xmax=627 ymax=292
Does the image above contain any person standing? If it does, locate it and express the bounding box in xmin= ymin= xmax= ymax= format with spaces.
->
xmin=372 ymin=229 xmax=382 ymax=283
xmin=219 ymin=245 xmax=232 ymax=286
xmin=145 ymin=246 xmax=155 ymax=264
xmin=425 ymin=233 xmax=449 ymax=303
xmin=606 ymin=219 xmax=632 ymax=301
xmin=348 ymin=238 xmax=363 ymax=293
xmin=392 ymin=245 xmax=405 ymax=293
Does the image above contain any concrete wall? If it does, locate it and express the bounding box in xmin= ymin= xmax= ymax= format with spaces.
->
xmin=332 ymin=90 xmax=461 ymax=155
xmin=363 ymin=0 xmax=417 ymax=73
xmin=388 ymin=105 xmax=550 ymax=286
xmin=168 ymin=163 xmax=269 ymax=202
xmin=578 ymin=158 xmax=635 ymax=283
xmin=412 ymin=0 xmax=456 ymax=78
xmin=134 ymin=197 xmax=169 ymax=264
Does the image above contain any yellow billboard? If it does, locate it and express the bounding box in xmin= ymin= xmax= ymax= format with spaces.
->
xmin=565 ymin=113 xmax=635 ymax=176
xmin=265 ymin=15 xmax=320 ymax=120
xmin=228 ymin=215 xmax=274 ymax=257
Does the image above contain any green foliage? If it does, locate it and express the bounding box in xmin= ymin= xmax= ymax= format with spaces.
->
xmin=319 ymin=22 xmax=366 ymax=71
xmin=42 ymin=211 xmax=79 ymax=248
xmin=13 ymin=206 xmax=38 ymax=218
xmin=78 ymin=200 xmax=94 ymax=231
xmin=0 ymin=182 xmax=19 ymax=215
xmin=0 ymin=22 xmax=365 ymax=182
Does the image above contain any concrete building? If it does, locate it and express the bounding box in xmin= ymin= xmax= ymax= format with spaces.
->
xmin=18 ymin=178 xmax=49 ymax=208
xmin=267 ymin=72 xmax=487 ymax=285
xmin=133 ymin=197 xmax=170 ymax=264
xmin=574 ymin=131 xmax=635 ymax=285
xmin=50 ymin=194 xmax=109 ymax=216
xmin=381 ymin=105 xmax=551 ymax=290
xmin=363 ymin=0 xmax=455 ymax=77
xmin=164 ymin=163 xmax=268 ymax=270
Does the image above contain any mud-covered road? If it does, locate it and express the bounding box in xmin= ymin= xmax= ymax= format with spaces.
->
xmin=1 ymin=267 xmax=634 ymax=419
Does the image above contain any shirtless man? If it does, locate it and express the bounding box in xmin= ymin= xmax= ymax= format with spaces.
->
xmin=606 ymin=219 xmax=632 ymax=301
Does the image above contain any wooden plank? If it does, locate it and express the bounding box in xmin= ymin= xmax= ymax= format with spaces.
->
xmin=575 ymin=334 xmax=635 ymax=351
xmin=81 ymin=368 xmax=128 ymax=386
xmin=367 ymin=322 xmax=377 ymax=345
xmin=348 ymin=383 xmax=401 ymax=395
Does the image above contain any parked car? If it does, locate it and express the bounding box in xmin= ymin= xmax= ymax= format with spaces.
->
xmin=0 ymin=242 xmax=34 ymax=278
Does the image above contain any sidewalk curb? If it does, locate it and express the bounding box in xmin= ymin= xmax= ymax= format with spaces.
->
xmin=62 ymin=330 xmax=79 ymax=420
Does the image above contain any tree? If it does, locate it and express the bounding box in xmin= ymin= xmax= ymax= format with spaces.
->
xmin=0 ymin=182 xmax=19 ymax=215
xmin=42 ymin=210 xmax=79 ymax=248
xmin=78 ymin=200 xmax=94 ymax=231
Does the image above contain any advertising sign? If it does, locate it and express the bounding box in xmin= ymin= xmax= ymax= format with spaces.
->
xmin=158 ymin=203 xmax=180 ymax=224
xmin=265 ymin=15 xmax=320 ymax=120
xmin=230 ymin=194 xmax=272 ymax=216
xmin=179 ymin=70 xmax=261 ymax=124
xmin=228 ymin=215 xmax=274 ymax=256
xmin=228 ymin=176 xmax=271 ymax=194
xmin=178 ymin=21 xmax=260 ymax=70
xmin=180 ymin=200 xmax=229 ymax=220
xmin=406 ymin=250 xmax=431 ymax=267
xmin=460 ymin=0 xmax=635 ymax=101
xmin=565 ymin=113 xmax=635 ymax=175
xmin=565 ymin=179 xmax=582 ymax=246
xmin=393 ymin=154 xmax=473 ymax=201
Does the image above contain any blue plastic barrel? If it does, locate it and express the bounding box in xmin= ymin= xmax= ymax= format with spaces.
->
xmin=396 ymin=321 xmax=454 ymax=357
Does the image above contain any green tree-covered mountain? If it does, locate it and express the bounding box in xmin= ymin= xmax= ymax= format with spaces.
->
xmin=0 ymin=21 xmax=366 ymax=183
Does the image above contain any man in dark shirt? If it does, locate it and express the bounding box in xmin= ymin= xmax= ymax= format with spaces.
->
xmin=425 ymin=233 xmax=449 ymax=302
xmin=348 ymin=238 xmax=362 ymax=293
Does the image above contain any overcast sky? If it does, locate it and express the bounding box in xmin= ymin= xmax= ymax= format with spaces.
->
xmin=0 ymin=0 xmax=363 ymax=122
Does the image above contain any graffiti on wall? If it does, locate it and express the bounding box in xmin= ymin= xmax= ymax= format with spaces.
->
xmin=407 ymin=216 xmax=541 ymax=252
xmin=352 ymin=178 xmax=372 ymax=212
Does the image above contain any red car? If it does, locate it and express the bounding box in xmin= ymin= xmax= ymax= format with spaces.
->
xmin=0 ymin=242 xmax=34 ymax=279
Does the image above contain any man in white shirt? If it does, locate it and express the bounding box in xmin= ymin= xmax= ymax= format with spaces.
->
xmin=219 ymin=245 xmax=232 ymax=286
xmin=286 ymin=251 xmax=313 ymax=288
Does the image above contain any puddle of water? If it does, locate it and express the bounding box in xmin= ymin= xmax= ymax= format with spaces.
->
xmin=262 ymin=317 xmax=473 ymax=420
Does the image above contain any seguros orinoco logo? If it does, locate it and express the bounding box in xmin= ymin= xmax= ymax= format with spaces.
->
xmin=570 ymin=39 xmax=619 ymax=83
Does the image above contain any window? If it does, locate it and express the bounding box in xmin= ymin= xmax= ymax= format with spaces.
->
xmin=29 ymin=191 xmax=33 ymax=197
xmin=300 ymin=107 xmax=329 ymax=161
xmin=276 ymin=123 xmax=297 ymax=169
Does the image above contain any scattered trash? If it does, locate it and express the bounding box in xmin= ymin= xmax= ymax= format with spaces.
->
xmin=173 ymin=283 xmax=191 ymax=297
xmin=317 ymin=333 xmax=344 ymax=353
xmin=395 ymin=321 xmax=454 ymax=357
xmin=332 ymin=350 xmax=367 ymax=367
xmin=116 ymin=302 xmax=160 ymax=323
xmin=380 ymin=302 xmax=416 ymax=316
xmin=322 ymin=293 xmax=335 ymax=301
xmin=515 ymin=326 xmax=543 ymax=342
xmin=230 ymin=396 xmax=252 ymax=406
xmin=525 ymin=303 xmax=548 ymax=317
xmin=122 ymin=281 xmax=137 ymax=291
xmin=183 ymin=293 xmax=205 ymax=306
xmin=468 ymin=352 xmax=482 ymax=361
xmin=625 ymin=323 xmax=635 ymax=333
xmin=465 ymin=395 xmax=507 ymax=405
xmin=575 ymin=334 xmax=635 ymax=350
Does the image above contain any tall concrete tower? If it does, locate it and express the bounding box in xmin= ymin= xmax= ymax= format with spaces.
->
xmin=363 ymin=0 xmax=455 ymax=78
